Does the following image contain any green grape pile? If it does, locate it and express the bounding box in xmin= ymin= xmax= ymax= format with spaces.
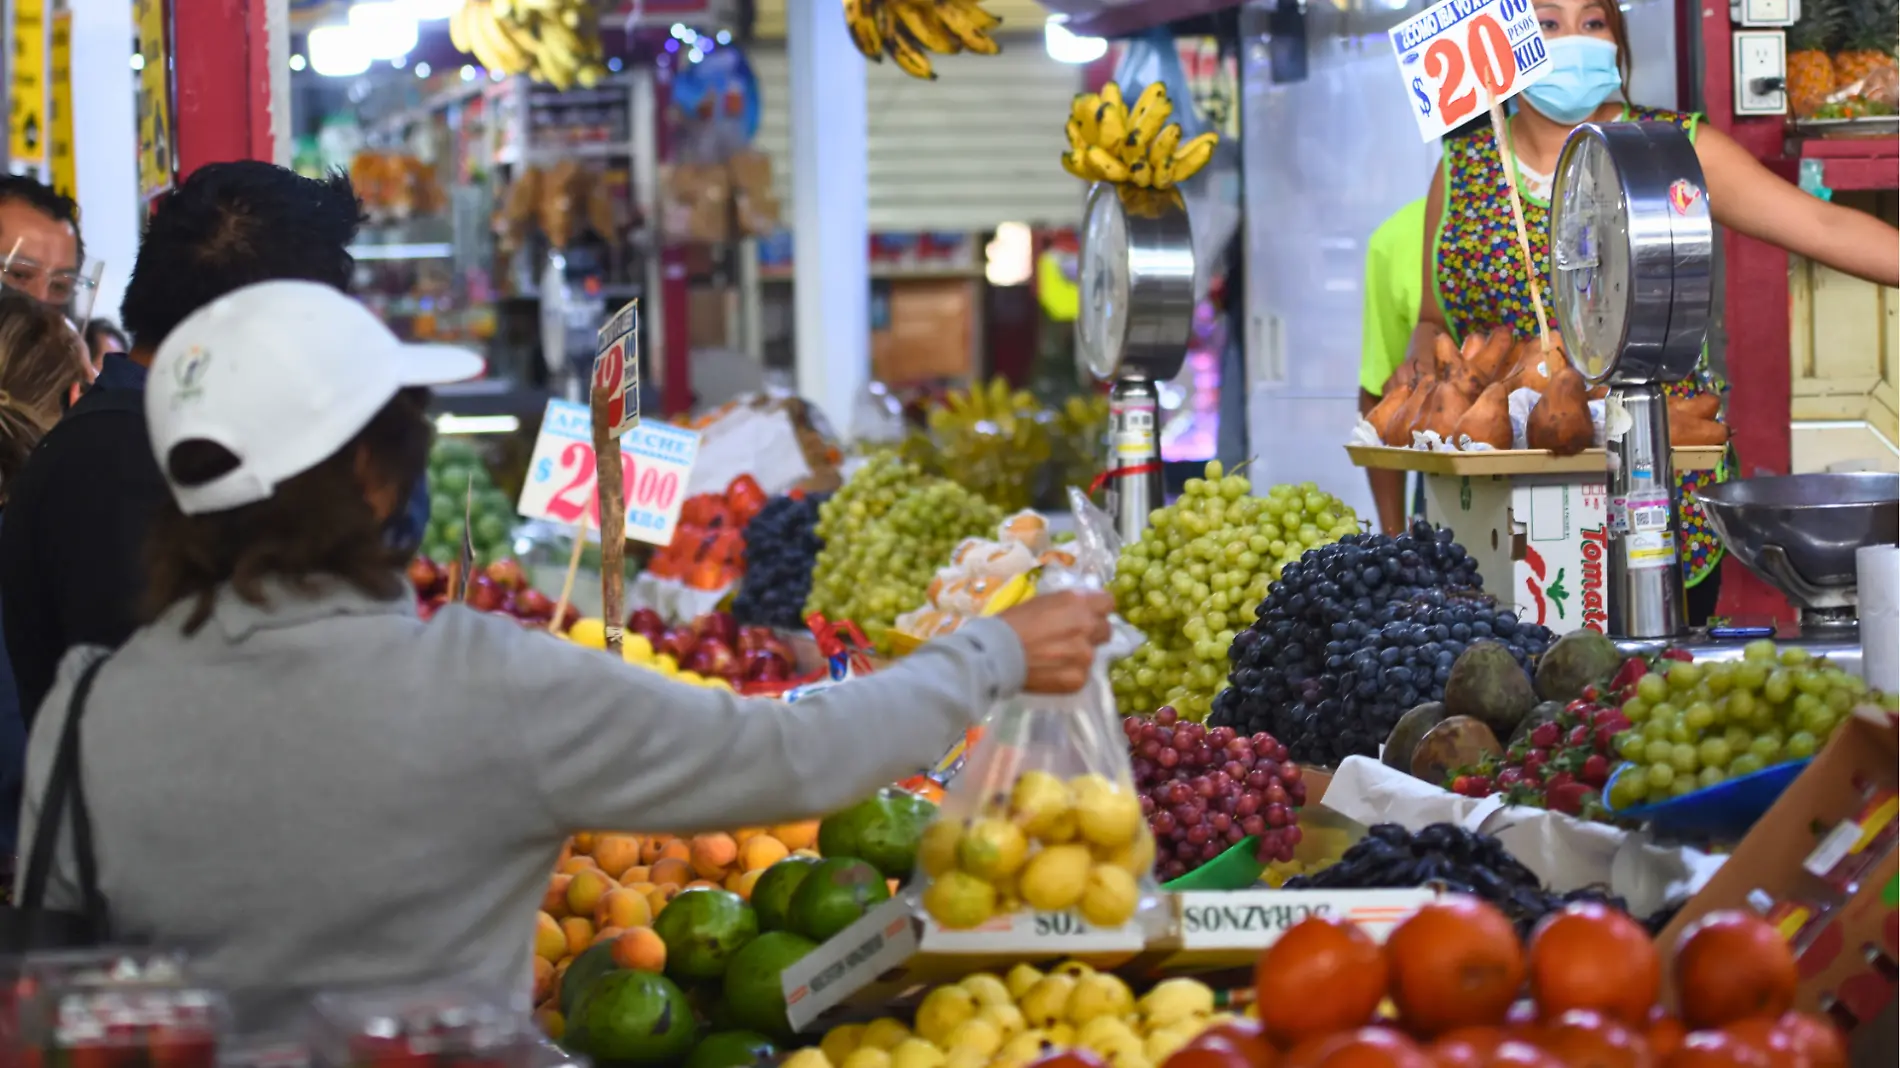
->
xmin=804 ymin=453 xmax=1003 ymax=643
xmin=1606 ymin=642 xmax=1896 ymax=810
xmin=1109 ymin=461 xmax=1360 ymax=721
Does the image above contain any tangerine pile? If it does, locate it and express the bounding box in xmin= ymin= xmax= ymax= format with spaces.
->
xmin=1030 ymin=897 xmax=1844 ymax=1068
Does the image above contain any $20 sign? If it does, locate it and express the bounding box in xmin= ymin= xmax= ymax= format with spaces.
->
xmin=517 ymin=399 xmax=701 ymax=545
xmin=1391 ymin=0 xmax=1551 ymax=141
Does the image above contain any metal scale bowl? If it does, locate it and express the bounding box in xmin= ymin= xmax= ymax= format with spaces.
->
xmin=1550 ymin=121 xmax=1714 ymax=639
xmin=1076 ymin=182 xmax=1195 ymax=544
xmin=1698 ymin=472 xmax=1900 ymax=637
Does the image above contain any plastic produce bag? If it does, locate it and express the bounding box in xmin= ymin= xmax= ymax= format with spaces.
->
xmin=912 ymin=499 xmax=1155 ymax=930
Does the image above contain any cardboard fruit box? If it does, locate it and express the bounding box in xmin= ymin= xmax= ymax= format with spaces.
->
xmin=1655 ymin=706 xmax=1898 ymax=1039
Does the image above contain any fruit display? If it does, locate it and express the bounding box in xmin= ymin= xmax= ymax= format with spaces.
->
xmin=1282 ymin=823 xmax=1645 ymax=938
xmin=448 ymin=0 xmax=608 ymax=90
xmin=900 ymin=380 xmax=1052 ymax=513
xmin=1124 ymin=709 xmax=1309 ymax=879
xmin=841 ymin=0 xmax=1003 ymax=81
xmin=917 ymin=771 xmax=1152 ymax=930
xmin=411 ymin=555 xmax=571 ymax=630
xmin=733 ymin=494 xmax=830 ymax=631
xmin=804 ymin=454 xmax=1004 ymax=645
xmin=646 ymin=476 xmax=770 ymax=593
xmin=1111 ymin=461 xmax=1360 ymax=722
xmin=804 ymin=967 xmax=1227 ymax=1068
xmin=1061 ymin=81 xmax=1219 ymax=191
xmin=8 ymin=953 xmax=227 ymax=1068
xmin=578 ymin=608 xmax=799 ymax=689
xmin=1789 ymin=0 xmax=1898 ymax=117
xmin=423 ymin=439 xmax=520 ymax=569
xmin=1211 ymin=521 xmax=1553 ymax=765
xmin=892 ymin=512 xmax=1061 ymax=644
xmin=1605 ymin=641 xmax=1889 ymax=811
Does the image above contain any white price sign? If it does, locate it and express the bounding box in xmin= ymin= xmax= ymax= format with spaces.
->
xmin=517 ymin=399 xmax=701 ymax=545
xmin=1391 ymin=0 xmax=1551 ymax=141
xmin=594 ymin=299 xmax=639 ymax=437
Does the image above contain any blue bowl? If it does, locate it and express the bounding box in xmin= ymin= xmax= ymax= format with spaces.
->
xmin=1604 ymin=758 xmax=1810 ymax=841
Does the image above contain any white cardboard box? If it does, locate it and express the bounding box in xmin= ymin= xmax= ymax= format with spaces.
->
xmin=1422 ymin=473 xmax=1612 ymax=636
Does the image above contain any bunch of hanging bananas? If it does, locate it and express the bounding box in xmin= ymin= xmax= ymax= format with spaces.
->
xmin=450 ymin=0 xmax=608 ymax=90
xmin=1062 ymin=81 xmax=1219 ymax=189
xmin=842 ymin=0 xmax=1003 ymax=81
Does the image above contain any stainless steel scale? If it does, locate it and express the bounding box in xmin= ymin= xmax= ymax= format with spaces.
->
xmin=1551 ymin=123 xmax=1900 ymax=669
xmin=1550 ymin=121 xmax=1713 ymax=640
xmin=1076 ymin=182 xmax=1195 ymax=545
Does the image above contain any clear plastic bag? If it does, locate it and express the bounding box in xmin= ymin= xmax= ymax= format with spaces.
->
xmin=912 ymin=493 xmax=1154 ymax=930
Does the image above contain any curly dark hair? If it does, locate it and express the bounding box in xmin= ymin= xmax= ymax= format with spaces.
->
xmin=0 ymin=175 xmax=83 ymax=263
xmin=120 ymin=161 xmax=363 ymax=351
xmin=144 ymin=388 xmax=433 ymax=634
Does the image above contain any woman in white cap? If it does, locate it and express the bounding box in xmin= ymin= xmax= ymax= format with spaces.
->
xmin=15 ymin=280 xmax=1115 ymax=1028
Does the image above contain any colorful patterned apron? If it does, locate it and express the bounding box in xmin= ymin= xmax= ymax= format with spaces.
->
xmin=1432 ymin=105 xmax=1728 ymax=588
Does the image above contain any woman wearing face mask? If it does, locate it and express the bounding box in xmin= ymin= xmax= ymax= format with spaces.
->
xmin=1413 ymin=0 xmax=1900 ymax=622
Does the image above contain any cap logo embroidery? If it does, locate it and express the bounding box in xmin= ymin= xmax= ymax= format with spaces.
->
xmin=173 ymin=345 xmax=211 ymax=404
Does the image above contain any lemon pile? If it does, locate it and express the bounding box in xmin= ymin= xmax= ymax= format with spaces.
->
xmin=918 ymin=771 xmax=1152 ymax=930
xmin=784 ymin=967 xmax=1223 ymax=1068
xmin=565 ymin=618 xmax=734 ymax=690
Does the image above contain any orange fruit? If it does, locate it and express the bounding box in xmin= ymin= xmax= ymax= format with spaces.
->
xmin=542 ymin=874 xmax=573 ymax=919
xmin=649 ymin=858 xmax=692 ymax=888
xmin=1529 ymin=903 xmax=1661 ymax=1024
xmin=533 ymin=912 xmax=567 ymax=963
xmin=566 ymin=868 xmax=614 ymax=918
xmin=1538 ymin=1009 xmax=1650 ymax=1068
xmin=557 ymin=856 xmax=598 ymax=876
xmin=593 ymin=834 xmax=643 ymax=878
xmin=690 ymin=833 xmax=739 ymax=879
xmin=1766 ymin=1013 xmax=1846 ymax=1068
xmin=572 ymin=832 xmax=598 ymax=855
xmin=532 ymin=956 xmax=555 ymax=1003
xmin=1673 ymin=912 xmax=1798 ymax=1030
xmin=772 ymin=821 xmax=820 ymax=851
xmin=595 ymin=887 xmax=655 ymax=929
xmin=1662 ymin=1031 xmax=1770 ymax=1068
xmin=1386 ymin=897 xmax=1525 ymax=1037
xmin=560 ymin=916 xmax=594 ymax=956
xmin=1256 ymin=915 xmax=1389 ymax=1045
xmin=612 ymin=926 xmax=668 ymax=973
xmin=739 ymin=835 xmax=790 ymax=872
xmin=620 ymin=865 xmax=652 ymax=886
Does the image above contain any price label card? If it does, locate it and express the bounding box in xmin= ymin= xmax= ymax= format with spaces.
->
xmin=518 ymin=399 xmax=701 ymax=546
xmin=1391 ymin=0 xmax=1551 ymax=141
xmin=594 ymin=299 xmax=639 ymax=437
xmin=921 ymin=910 xmax=1144 ymax=953
xmin=1174 ymin=890 xmax=1433 ymax=950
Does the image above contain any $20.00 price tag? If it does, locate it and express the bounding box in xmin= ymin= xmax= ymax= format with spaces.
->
xmin=1390 ymin=0 xmax=1551 ymax=142
xmin=517 ymin=399 xmax=701 ymax=546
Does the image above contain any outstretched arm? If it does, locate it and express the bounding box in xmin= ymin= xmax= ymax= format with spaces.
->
xmin=1698 ymin=124 xmax=1900 ymax=288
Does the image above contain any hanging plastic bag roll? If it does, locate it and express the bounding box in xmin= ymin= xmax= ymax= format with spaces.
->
xmin=1857 ymin=544 xmax=1898 ymax=693
xmin=910 ymin=490 xmax=1157 ymax=930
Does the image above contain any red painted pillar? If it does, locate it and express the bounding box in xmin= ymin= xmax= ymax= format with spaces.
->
xmin=1696 ymin=0 xmax=1798 ymax=621
xmin=172 ymin=0 xmax=276 ymax=180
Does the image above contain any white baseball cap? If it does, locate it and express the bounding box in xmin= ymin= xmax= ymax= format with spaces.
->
xmin=146 ymin=280 xmax=485 ymax=515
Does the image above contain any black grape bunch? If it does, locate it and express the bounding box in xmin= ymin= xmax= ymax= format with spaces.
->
xmin=1210 ymin=520 xmax=1553 ymax=765
xmin=731 ymin=493 xmax=830 ymax=630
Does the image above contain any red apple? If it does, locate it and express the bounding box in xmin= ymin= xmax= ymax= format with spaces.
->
xmin=738 ymin=627 xmax=771 ymax=655
xmin=658 ymin=628 xmax=697 ymax=662
xmin=694 ymin=610 xmax=739 ymax=648
xmin=466 ymin=575 xmax=505 ymax=613
xmin=557 ymin=604 xmax=582 ymax=634
xmin=418 ymin=595 xmax=447 ymax=622
xmin=627 ymin=607 xmax=667 ymax=642
xmin=690 ymin=637 xmax=740 ymax=679
xmin=406 ymin=556 xmax=444 ymax=597
xmin=484 ymin=558 xmax=527 ymax=591
xmin=745 ymin=650 xmax=790 ymax=683
xmin=516 ymin=588 xmax=556 ymax=621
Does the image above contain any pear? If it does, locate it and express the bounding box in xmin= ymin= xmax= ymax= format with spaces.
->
xmin=1421 ymin=379 xmax=1475 ymax=439
xmin=1364 ymin=380 xmax=1415 ymax=438
xmin=1467 ymin=326 xmax=1516 ymax=385
xmin=1386 ymin=379 xmax=1438 ymax=446
xmin=1452 ymin=380 xmax=1515 ymax=450
xmin=1526 ymin=363 xmax=1595 ymax=456
xmin=1671 ymin=413 xmax=1730 ymax=447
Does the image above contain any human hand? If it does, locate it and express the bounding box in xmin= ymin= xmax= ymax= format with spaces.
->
xmin=997 ymin=590 xmax=1116 ymax=694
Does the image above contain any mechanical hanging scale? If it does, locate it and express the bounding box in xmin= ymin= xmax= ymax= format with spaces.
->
xmin=1076 ymin=182 xmax=1196 ymax=544
xmin=1549 ymin=121 xmax=1713 ymax=639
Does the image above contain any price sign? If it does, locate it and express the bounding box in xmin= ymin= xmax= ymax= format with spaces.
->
xmin=1391 ymin=0 xmax=1551 ymax=141
xmin=518 ymin=399 xmax=700 ymax=546
xmin=594 ymin=299 xmax=639 ymax=437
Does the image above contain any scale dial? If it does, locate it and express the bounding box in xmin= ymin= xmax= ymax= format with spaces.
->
xmin=1074 ymin=183 xmax=1194 ymax=383
xmin=1550 ymin=122 xmax=1712 ymax=387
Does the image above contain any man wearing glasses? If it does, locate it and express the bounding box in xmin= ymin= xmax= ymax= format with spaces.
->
xmin=0 ymin=177 xmax=90 ymax=327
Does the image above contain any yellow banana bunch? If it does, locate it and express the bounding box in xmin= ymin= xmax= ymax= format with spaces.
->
xmin=1060 ymin=80 xmax=1221 ymax=189
xmin=451 ymin=0 xmax=607 ymax=89
xmin=842 ymin=0 xmax=1003 ymax=80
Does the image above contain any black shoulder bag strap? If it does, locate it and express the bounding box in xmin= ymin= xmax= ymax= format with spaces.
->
xmin=15 ymin=656 xmax=110 ymax=937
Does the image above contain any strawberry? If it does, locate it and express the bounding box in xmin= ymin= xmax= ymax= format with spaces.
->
xmin=1660 ymin=647 xmax=1695 ymax=663
xmin=1610 ymin=656 xmax=1649 ymax=701
xmin=1580 ymin=753 xmax=1611 ymax=787
xmin=1566 ymin=698 xmax=1595 ymax=716
xmin=1594 ymin=724 xmax=1622 ymax=753
xmin=1529 ymin=722 xmax=1562 ymax=749
xmin=1545 ymin=769 xmax=1577 ymax=791
xmin=1497 ymin=766 xmax=1527 ymax=788
xmin=1581 ymin=683 xmax=1601 ymax=704
xmin=1524 ymin=748 xmax=1551 ymax=778
xmin=1545 ymin=780 xmax=1593 ymax=815
xmin=1567 ymin=724 xmax=1594 ymax=749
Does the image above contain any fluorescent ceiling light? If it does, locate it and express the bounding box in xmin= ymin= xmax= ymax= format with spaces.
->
xmin=405 ymin=0 xmax=464 ymax=18
xmin=349 ymin=2 xmax=419 ymax=60
xmin=308 ymin=24 xmax=371 ymax=77
xmin=1045 ymin=16 xmax=1107 ymax=64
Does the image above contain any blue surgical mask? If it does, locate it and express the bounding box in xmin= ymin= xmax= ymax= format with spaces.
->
xmin=1521 ymin=37 xmax=1622 ymax=124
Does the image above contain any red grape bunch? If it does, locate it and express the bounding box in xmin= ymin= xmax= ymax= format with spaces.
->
xmin=1123 ymin=707 xmax=1308 ymax=881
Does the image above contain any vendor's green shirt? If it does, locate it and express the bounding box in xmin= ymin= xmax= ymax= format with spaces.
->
xmin=1360 ymin=198 xmax=1427 ymax=397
